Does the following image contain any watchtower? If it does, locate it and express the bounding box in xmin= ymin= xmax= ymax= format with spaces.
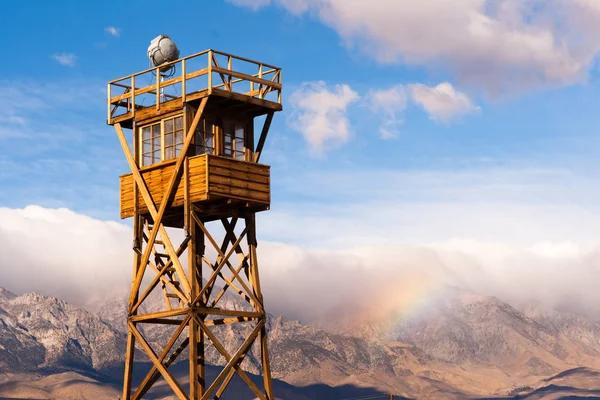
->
xmin=107 ymin=42 xmax=282 ymax=400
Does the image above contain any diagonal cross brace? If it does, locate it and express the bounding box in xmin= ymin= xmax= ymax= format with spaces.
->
xmin=199 ymin=317 xmax=266 ymax=400
xmin=115 ymin=97 xmax=208 ymax=310
xmin=192 ymin=212 xmax=262 ymax=309
xmin=131 ymin=315 xmax=191 ymax=399
xmin=194 ymin=315 xmax=267 ymax=400
xmin=128 ymin=321 xmax=189 ymax=400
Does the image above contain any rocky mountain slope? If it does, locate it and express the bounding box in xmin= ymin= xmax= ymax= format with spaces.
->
xmin=2 ymin=285 xmax=600 ymax=399
xmin=0 ymin=287 xmax=125 ymax=374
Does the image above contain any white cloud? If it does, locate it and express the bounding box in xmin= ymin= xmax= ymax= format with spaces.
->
xmin=104 ymin=26 xmax=120 ymax=37
xmin=366 ymin=85 xmax=407 ymax=139
xmin=288 ymin=81 xmax=359 ymax=153
xmin=0 ymin=206 xmax=131 ymax=305
xmin=3 ymin=204 xmax=598 ymax=324
xmin=231 ymin=0 xmax=600 ymax=95
xmin=408 ymin=82 xmax=479 ymax=123
xmin=51 ymin=52 xmax=77 ymax=67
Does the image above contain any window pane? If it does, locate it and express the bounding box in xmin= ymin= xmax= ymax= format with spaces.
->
xmin=142 ymin=127 xmax=150 ymax=140
xmin=152 ymin=150 xmax=160 ymax=163
xmin=165 ymin=133 xmax=173 ymax=146
xmin=152 ymin=124 xmax=161 ymax=137
xmin=235 ymin=126 xmax=244 ymax=139
xmin=165 ymin=119 xmax=173 ymax=133
xmin=235 ymin=140 xmax=244 ymax=152
xmin=235 ymin=151 xmax=244 ymax=160
xmin=165 ymin=147 xmax=174 ymax=160
xmin=224 ymin=123 xmax=234 ymax=137
xmin=153 ymin=141 xmax=161 ymax=151
xmin=143 ymin=141 xmax=151 ymax=153
xmin=175 ymin=116 xmax=183 ymax=130
xmin=175 ymin=131 xmax=184 ymax=144
xmin=143 ymin=155 xmax=151 ymax=166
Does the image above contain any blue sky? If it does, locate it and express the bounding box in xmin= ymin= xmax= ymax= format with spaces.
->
xmin=2 ymin=0 xmax=600 ymax=248
xmin=3 ymin=0 xmax=600 ymax=316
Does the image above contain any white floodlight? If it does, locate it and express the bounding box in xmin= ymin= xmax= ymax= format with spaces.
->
xmin=147 ymin=34 xmax=180 ymax=73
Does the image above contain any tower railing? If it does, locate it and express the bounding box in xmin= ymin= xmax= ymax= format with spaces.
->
xmin=107 ymin=49 xmax=282 ymax=124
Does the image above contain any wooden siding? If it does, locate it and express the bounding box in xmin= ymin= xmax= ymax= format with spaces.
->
xmin=120 ymin=154 xmax=270 ymax=219
xmin=207 ymin=156 xmax=270 ymax=203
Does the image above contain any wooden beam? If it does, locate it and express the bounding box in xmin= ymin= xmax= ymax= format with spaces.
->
xmin=191 ymin=212 xmax=261 ymax=309
xmin=200 ymin=319 xmax=265 ymax=400
xmin=129 ymin=308 xmax=188 ymax=322
xmin=254 ymin=112 xmax=274 ymax=163
xmin=135 ymin=337 xmax=191 ymax=399
xmin=115 ymin=123 xmax=191 ymax=308
xmin=116 ymin=98 xmax=208 ymax=309
xmin=131 ymin=315 xmax=191 ymax=400
xmin=128 ymin=322 xmax=189 ymax=400
xmin=121 ymin=332 xmax=136 ymax=400
xmin=195 ymin=316 xmax=267 ymax=400
xmin=131 ymin=236 xmax=190 ymax=314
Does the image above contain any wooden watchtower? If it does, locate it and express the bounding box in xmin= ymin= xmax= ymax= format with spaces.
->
xmin=107 ymin=49 xmax=282 ymax=399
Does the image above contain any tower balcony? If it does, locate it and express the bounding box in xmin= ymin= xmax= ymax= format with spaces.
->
xmin=107 ymin=49 xmax=282 ymax=128
xmin=119 ymin=153 xmax=270 ymax=225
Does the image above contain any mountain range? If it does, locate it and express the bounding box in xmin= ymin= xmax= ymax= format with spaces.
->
xmin=1 ymin=285 xmax=600 ymax=399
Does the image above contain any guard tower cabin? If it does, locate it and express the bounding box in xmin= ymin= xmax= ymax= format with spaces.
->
xmin=108 ymin=49 xmax=282 ymax=228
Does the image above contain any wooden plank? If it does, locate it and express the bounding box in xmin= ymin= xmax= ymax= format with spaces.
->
xmin=208 ymin=155 xmax=270 ymax=175
xmin=209 ymin=183 xmax=270 ymax=202
xmin=129 ymin=308 xmax=188 ymax=322
xmin=211 ymin=88 xmax=282 ymax=110
xmin=209 ymin=175 xmax=270 ymax=194
xmin=211 ymin=67 xmax=282 ymax=90
xmin=209 ymin=166 xmax=270 ymax=184
xmin=211 ymin=49 xmax=279 ymax=70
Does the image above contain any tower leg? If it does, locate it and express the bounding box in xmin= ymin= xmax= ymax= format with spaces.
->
xmin=189 ymin=208 xmax=206 ymax=398
xmin=122 ymin=331 xmax=136 ymax=400
xmin=260 ymin=326 xmax=274 ymax=399
xmin=247 ymin=214 xmax=274 ymax=399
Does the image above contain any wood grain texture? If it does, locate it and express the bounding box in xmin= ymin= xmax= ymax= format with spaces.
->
xmin=120 ymin=154 xmax=270 ymax=219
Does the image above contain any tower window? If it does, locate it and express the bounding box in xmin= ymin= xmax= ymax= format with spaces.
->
xmin=139 ymin=115 xmax=184 ymax=166
xmin=164 ymin=116 xmax=184 ymax=160
xmin=195 ymin=119 xmax=216 ymax=155
xmin=223 ymin=122 xmax=245 ymax=161
xmin=141 ymin=123 xmax=161 ymax=166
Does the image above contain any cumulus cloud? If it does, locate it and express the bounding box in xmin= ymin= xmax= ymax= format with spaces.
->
xmin=230 ymin=0 xmax=600 ymax=95
xmin=2 ymin=178 xmax=600 ymax=324
xmin=288 ymin=81 xmax=359 ymax=153
xmin=365 ymin=85 xmax=407 ymax=139
xmin=0 ymin=206 xmax=131 ymax=305
xmin=408 ymin=82 xmax=479 ymax=123
xmin=365 ymin=82 xmax=478 ymax=131
xmin=51 ymin=52 xmax=77 ymax=67
xmin=104 ymin=26 xmax=121 ymax=37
